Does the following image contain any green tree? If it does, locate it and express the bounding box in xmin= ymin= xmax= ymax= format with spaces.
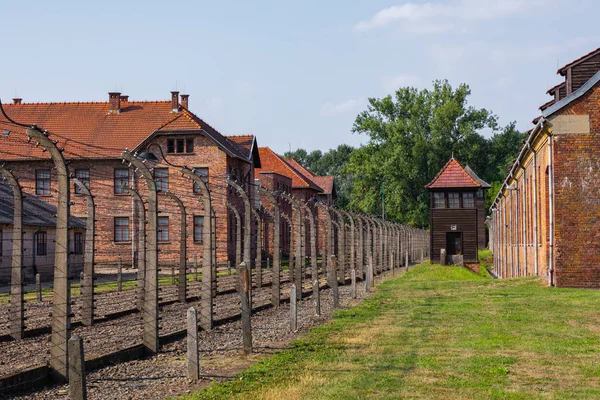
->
xmin=347 ymin=80 xmax=498 ymax=226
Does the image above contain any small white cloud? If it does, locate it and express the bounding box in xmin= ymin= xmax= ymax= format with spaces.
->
xmin=320 ymin=99 xmax=362 ymax=116
xmin=354 ymin=0 xmax=541 ymax=33
xmin=383 ymin=75 xmax=422 ymax=92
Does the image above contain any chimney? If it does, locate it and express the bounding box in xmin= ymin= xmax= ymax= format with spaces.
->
xmin=12 ymin=98 xmax=22 ymax=105
xmin=180 ymin=94 xmax=189 ymax=109
xmin=120 ymin=95 xmax=129 ymax=103
xmin=171 ymin=91 xmax=179 ymax=112
xmin=108 ymin=92 xmax=121 ymax=114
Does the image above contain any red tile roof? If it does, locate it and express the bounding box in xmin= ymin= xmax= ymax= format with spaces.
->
xmin=425 ymin=158 xmax=482 ymax=189
xmin=283 ymin=158 xmax=334 ymax=194
xmin=255 ymin=148 xmax=322 ymax=192
xmin=0 ymin=99 xmax=250 ymax=162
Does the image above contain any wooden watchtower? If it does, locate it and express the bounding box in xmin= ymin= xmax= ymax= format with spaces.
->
xmin=425 ymin=157 xmax=490 ymax=265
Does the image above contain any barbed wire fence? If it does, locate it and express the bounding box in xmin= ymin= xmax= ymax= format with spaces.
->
xmin=0 ymin=112 xmax=430 ymax=398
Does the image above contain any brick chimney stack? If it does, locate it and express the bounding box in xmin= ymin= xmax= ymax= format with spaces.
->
xmin=180 ymin=94 xmax=189 ymax=109
xmin=120 ymin=95 xmax=129 ymax=103
xmin=171 ymin=91 xmax=179 ymax=113
xmin=12 ymin=98 xmax=22 ymax=105
xmin=108 ymin=92 xmax=121 ymax=114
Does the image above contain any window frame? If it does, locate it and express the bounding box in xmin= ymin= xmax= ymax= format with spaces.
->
xmin=193 ymin=167 xmax=209 ymax=193
xmin=448 ymin=192 xmax=460 ymax=209
xmin=154 ymin=168 xmax=169 ymax=193
xmin=114 ymin=217 xmax=130 ymax=243
xmin=193 ymin=215 xmax=204 ymax=243
xmin=74 ymin=169 xmax=90 ymax=195
xmin=74 ymin=231 xmax=84 ymax=255
xmin=186 ymin=137 xmax=194 ymax=153
xmin=114 ymin=168 xmax=130 ymax=195
xmin=36 ymin=231 xmax=47 ymax=256
xmin=433 ymin=192 xmax=445 ymax=209
xmin=36 ymin=169 xmax=51 ymax=196
xmin=158 ymin=216 xmax=169 ymax=242
xmin=462 ymin=192 xmax=474 ymax=208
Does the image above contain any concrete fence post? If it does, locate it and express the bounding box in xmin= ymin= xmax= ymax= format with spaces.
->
xmin=405 ymin=250 xmax=409 ymax=269
xmin=290 ymin=284 xmax=297 ymax=332
xmin=187 ymin=307 xmax=200 ymax=382
xmin=239 ymin=263 xmax=252 ymax=355
xmin=369 ymin=255 xmax=375 ymax=290
xmin=331 ymin=255 xmax=340 ymax=308
xmin=72 ymin=177 xmax=95 ymax=327
xmin=227 ymin=260 xmax=231 ymax=276
xmin=68 ymin=335 xmax=86 ymax=400
xmin=0 ymin=165 xmax=24 ymax=340
xmin=117 ymin=257 xmax=123 ymax=292
xmin=351 ymin=269 xmax=357 ymax=299
xmin=123 ymin=150 xmax=158 ymax=355
xmin=194 ymin=255 xmax=199 ymax=281
xmin=36 ymin=273 xmax=42 ymax=302
xmin=313 ymin=279 xmax=321 ymax=317
xmin=365 ymin=264 xmax=371 ymax=293
xmin=28 ymin=128 xmax=71 ymax=380
xmin=171 ymin=267 xmax=175 ymax=286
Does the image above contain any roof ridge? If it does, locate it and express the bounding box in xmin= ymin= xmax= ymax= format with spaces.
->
xmin=558 ymin=46 xmax=600 ymax=74
xmin=425 ymin=157 xmax=481 ymax=189
xmin=2 ymin=100 xmax=171 ymax=105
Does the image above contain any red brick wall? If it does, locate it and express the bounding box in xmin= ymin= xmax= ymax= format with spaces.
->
xmin=552 ymin=84 xmax=600 ymax=287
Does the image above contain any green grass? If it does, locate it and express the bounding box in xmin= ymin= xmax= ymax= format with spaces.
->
xmin=180 ymin=262 xmax=600 ymax=400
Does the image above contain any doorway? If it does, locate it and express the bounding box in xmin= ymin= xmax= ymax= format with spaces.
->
xmin=446 ymin=232 xmax=462 ymax=255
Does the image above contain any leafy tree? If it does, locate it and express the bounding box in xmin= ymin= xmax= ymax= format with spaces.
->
xmin=347 ymin=80 xmax=498 ymax=226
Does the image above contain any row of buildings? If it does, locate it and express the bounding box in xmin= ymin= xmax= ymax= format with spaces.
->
xmin=491 ymin=47 xmax=600 ymax=288
xmin=0 ymin=91 xmax=335 ymax=282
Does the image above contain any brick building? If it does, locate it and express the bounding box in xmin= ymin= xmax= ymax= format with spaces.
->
xmin=491 ymin=47 xmax=600 ymax=288
xmin=0 ymin=91 xmax=260 ymax=269
xmin=0 ymin=182 xmax=85 ymax=282
xmin=255 ymin=147 xmax=336 ymax=259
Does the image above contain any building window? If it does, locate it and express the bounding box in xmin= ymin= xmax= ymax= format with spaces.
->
xmin=477 ymin=189 xmax=484 ymax=198
xmin=74 ymin=232 xmax=84 ymax=254
xmin=167 ymin=137 xmax=194 ymax=154
xmin=463 ymin=192 xmax=474 ymax=208
xmin=114 ymin=217 xmax=130 ymax=242
xmin=448 ymin=192 xmax=460 ymax=209
xmin=194 ymin=216 xmax=204 ymax=242
xmin=193 ymin=167 xmax=209 ymax=193
xmin=433 ymin=192 xmax=445 ymax=208
xmin=74 ymin=169 xmax=90 ymax=194
xmin=36 ymin=169 xmax=51 ymax=195
xmin=36 ymin=232 xmax=47 ymax=256
xmin=154 ymin=168 xmax=169 ymax=192
xmin=114 ymin=168 xmax=130 ymax=194
xmin=158 ymin=216 xmax=169 ymax=242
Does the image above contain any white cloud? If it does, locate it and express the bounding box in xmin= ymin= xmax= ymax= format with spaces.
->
xmin=320 ymin=99 xmax=362 ymax=116
xmin=354 ymin=0 xmax=541 ymax=33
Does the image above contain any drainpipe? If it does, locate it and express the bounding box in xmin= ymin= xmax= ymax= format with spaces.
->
xmin=547 ymin=131 xmax=555 ymax=286
xmin=521 ymin=165 xmax=528 ymax=276
xmin=531 ymin=145 xmax=539 ymax=276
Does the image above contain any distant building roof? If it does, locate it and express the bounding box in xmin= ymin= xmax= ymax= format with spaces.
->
xmin=464 ymin=165 xmax=491 ymax=188
xmin=255 ymin=147 xmax=322 ymax=192
xmin=425 ymin=157 xmax=486 ymax=189
xmin=0 ymin=183 xmax=86 ymax=228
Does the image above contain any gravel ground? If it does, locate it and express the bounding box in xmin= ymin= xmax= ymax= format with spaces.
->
xmin=0 ymin=265 xmax=333 ymax=377
xmin=2 ymin=268 xmax=399 ymax=400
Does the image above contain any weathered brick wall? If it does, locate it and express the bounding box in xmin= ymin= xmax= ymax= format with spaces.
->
xmin=258 ymin=172 xmax=292 ymax=257
xmin=552 ymin=84 xmax=600 ymax=287
xmin=3 ymin=133 xmax=252 ymax=272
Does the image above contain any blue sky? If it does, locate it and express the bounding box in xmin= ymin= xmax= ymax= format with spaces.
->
xmin=1 ymin=0 xmax=598 ymax=154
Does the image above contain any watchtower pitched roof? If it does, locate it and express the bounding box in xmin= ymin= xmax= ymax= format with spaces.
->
xmin=425 ymin=157 xmax=484 ymax=189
